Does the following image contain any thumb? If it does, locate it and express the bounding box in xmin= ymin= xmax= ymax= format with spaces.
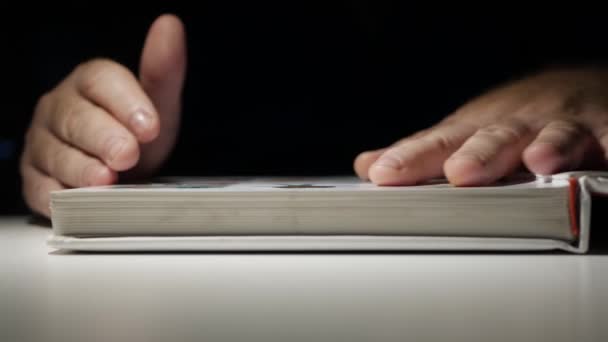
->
xmin=135 ymin=14 xmax=187 ymax=174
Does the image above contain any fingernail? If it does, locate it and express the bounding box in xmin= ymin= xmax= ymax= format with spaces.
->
xmin=107 ymin=137 xmax=127 ymax=162
xmin=373 ymin=156 xmax=402 ymax=170
xmin=129 ymin=109 xmax=153 ymax=137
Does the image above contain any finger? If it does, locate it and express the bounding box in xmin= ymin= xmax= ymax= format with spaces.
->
xmin=523 ymin=120 xmax=591 ymax=175
xmin=355 ymin=129 xmax=432 ymax=180
xmin=75 ymin=59 xmax=159 ymax=142
xmin=20 ymin=160 xmax=64 ymax=218
xmin=444 ymin=120 xmax=534 ymax=186
xmin=136 ymin=14 xmax=187 ymax=173
xmin=27 ymin=126 xmax=117 ymax=188
xmin=368 ymin=123 xmax=477 ymax=185
xmin=353 ymin=149 xmax=387 ymax=180
xmin=590 ymin=118 xmax=608 ymax=168
xmin=45 ymin=96 xmax=140 ymax=171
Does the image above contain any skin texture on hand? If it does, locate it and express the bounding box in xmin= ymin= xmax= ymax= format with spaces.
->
xmin=354 ymin=68 xmax=608 ymax=186
xmin=20 ymin=14 xmax=187 ymax=217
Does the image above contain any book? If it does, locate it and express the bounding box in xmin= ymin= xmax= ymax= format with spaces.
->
xmin=47 ymin=171 xmax=608 ymax=253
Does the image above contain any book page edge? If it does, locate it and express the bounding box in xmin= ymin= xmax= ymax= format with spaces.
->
xmin=47 ymin=234 xmax=579 ymax=253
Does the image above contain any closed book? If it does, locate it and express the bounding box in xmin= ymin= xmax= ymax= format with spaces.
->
xmin=47 ymin=171 xmax=608 ymax=253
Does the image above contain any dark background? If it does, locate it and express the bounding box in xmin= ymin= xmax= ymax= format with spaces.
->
xmin=2 ymin=2 xmax=608 ymax=215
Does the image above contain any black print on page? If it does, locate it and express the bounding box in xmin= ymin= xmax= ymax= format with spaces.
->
xmin=273 ymin=184 xmax=336 ymax=189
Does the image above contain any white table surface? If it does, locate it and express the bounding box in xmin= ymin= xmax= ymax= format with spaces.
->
xmin=2 ymin=216 xmax=608 ymax=342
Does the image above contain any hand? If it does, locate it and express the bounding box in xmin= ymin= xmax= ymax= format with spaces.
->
xmin=20 ymin=14 xmax=187 ymax=217
xmin=354 ymin=68 xmax=608 ymax=186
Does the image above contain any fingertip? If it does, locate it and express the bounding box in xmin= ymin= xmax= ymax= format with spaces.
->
xmin=130 ymin=109 xmax=161 ymax=143
xmin=444 ymin=157 xmax=488 ymax=186
xmin=89 ymin=166 xmax=118 ymax=186
xmin=368 ymin=156 xmax=418 ymax=186
xmin=522 ymin=143 xmax=565 ymax=175
xmin=105 ymin=136 xmax=140 ymax=172
xmin=353 ymin=150 xmax=384 ymax=180
xmin=154 ymin=13 xmax=185 ymax=33
xmin=141 ymin=13 xmax=187 ymax=85
xmin=368 ymin=164 xmax=410 ymax=185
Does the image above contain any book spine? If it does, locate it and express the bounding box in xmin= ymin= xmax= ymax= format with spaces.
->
xmin=568 ymin=177 xmax=580 ymax=238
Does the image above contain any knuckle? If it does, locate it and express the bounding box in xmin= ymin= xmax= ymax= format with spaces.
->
xmin=34 ymin=92 xmax=53 ymax=116
xmin=79 ymin=58 xmax=130 ymax=94
xmin=79 ymin=71 xmax=107 ymax=96
xmin=58 ymin=104 xmax=87 ymax=143
xmin=382 ymin=147 xmax=407 ymax=166
xmin=393 ymin=129 xmax=430 ymax=146
xmin=537 ymin=120 xmax=586 ymax=154
xmin=547 ymin=120 xmax=586 ymax=137
xmin=424 ymin=133 xmax=459 ymax=153
xmin=477 ymin=123 xmax=528 ymax=144
xmin=31 ymin=92 xmax=56 ymax=126
xmin=80 ymin=58 xmax=120 ymax=74
xmin=452 ymin=147 xmax=491 ymax=166
xmin=102 ymin=135 xmax=125 ymax=161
